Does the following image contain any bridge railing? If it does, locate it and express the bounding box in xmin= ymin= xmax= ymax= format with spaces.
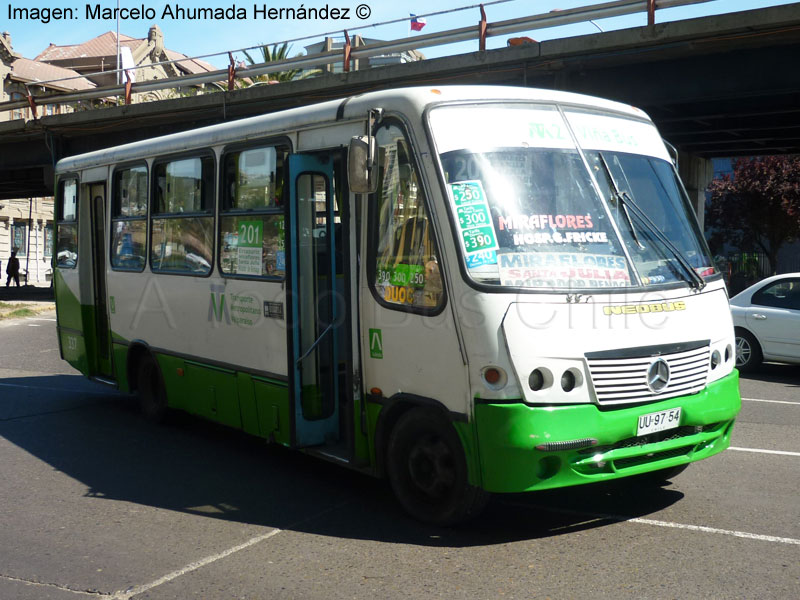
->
xmin=0 ymin=0 xmax=712 ymax=119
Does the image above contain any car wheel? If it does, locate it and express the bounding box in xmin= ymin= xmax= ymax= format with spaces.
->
xmin=735 ymin=328 xmax=762 ymax=372
xmin=386 ymin=408 xmax=489 ymax=525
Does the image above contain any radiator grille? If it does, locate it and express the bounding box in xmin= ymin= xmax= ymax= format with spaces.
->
xmin=586 ymin=343 xmax=710 ymax=406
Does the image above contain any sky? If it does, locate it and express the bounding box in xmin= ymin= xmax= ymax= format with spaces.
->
xmin=2 ymin=0 xmax=798 ymax=70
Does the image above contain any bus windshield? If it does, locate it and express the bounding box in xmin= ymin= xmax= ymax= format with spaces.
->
xmin=429 ymin=104 xmax=716 ymax=290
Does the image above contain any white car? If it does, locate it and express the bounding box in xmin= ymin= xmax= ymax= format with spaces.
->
xmin=729 ymin=273 xmax=800 ymax=371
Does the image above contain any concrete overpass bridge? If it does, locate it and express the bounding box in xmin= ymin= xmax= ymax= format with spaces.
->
xmin=1 ymin=2 xmax=799 ymax=208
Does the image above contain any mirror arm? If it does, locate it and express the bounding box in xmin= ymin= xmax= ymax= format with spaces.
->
xmin=366 ymin=108 xmax=383 ymax=189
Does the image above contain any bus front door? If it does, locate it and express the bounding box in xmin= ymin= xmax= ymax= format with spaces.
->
xmin=89 ymin=183 xmax=113 ymax=378
xmin=288 ymin=154 xmax=341 ymax=448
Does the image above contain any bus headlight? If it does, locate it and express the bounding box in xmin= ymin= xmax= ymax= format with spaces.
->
xmin=519 ymin=360 xmax=592 ymax=404
xmin=707 ymin=337 xmax=735 ymax=384
xmin=561 ymin=368 xmax=583 ymax=392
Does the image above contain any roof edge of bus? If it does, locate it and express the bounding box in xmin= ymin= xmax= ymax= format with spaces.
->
xmin=55 ymin=85 xmax=650 ymax=173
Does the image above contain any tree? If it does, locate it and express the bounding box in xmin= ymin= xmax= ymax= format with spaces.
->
xmin=706 ymin=155 xmax=800 ymax=274
xmin=241 ymin=42 xmax=319 ymax=85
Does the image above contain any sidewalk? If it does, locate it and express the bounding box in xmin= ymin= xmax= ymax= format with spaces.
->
xmin=0 ymin=282 xmax=54 ymax=302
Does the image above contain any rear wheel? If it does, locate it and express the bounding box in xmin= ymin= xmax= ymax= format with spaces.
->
xmin=136 ymin=355 xmax=168 ymax=423
xmin=386 ymin=408 xmax=489 ymax=525
xmin=735 ymin=328 xmax=762 ymax=372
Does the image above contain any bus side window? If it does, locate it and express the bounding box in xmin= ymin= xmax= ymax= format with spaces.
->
xmin=219 ymin=144 xmax=288 ymax=279
xmin=110 ymin=164 xmax=148 ymax=271
xmin=150 ymin=155 xmax=215 ymax=275
xmin=56 ymin=178 xmax=79 ymax=269
xmin=369 ymin=124 xmax=443 ymax=310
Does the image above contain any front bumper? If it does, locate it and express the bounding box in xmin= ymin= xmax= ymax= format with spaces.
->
xmin=474 ymin=371 xmax=740 ymax=493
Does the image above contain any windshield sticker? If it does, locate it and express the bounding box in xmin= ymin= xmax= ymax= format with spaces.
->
xmin=498 ymin=252 xmax=631 ymax=288
xmin=466 ymin=250 xmax=497 ymax=268
xmin=495 ymin=213 xmax=611 ymax=245
xmin=237 ymin=220 xmax=263 ymax=276
xmin=430 ymin=107 xmax=576 ymax=153
xmin=448 ymin=181 xmax=500 ymax=258
xmin=565 ymin=111 xmax=670 ymax=161
xmin=509 ymin=231 xmax=609 ymax=245
xmin=498 ymin=213 xmax=594 ymax=230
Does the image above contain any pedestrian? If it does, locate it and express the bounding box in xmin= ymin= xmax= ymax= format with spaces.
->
xmin=6 ymin=250 xmax=20 ymax=287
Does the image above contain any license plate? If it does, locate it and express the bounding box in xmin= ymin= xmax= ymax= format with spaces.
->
xmin=637 ymin=407 xmax=682 ymax=436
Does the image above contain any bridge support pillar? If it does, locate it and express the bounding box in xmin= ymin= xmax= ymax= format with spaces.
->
xmin=677 ymin=152 xmax=713 ymax=231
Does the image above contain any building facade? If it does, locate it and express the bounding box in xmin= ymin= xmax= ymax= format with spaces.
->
xmin=1 ymin=27 xmax=217 ymax=283
xmin=0 ymin=198 xmax=54 ymax=284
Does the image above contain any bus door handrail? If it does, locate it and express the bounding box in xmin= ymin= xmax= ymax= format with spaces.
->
xmin=296 ymin=322 xmax=335 ymax=366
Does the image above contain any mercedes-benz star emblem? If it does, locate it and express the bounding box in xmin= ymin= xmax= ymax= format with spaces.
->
xmin=646 ymin=358 xmax=671 ymax=393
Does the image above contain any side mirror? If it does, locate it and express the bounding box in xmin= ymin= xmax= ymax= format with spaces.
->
xmin=348 ymin=135 xmax=378 ymax=194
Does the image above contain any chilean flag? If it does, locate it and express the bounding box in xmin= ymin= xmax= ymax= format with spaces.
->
xmin=410 ymin=14 xmax=427 ymax=31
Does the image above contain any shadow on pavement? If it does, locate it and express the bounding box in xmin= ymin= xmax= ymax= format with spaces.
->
xmin=0 ymin=285 xmax=54 ymax=303
xmin=740 ymin=363 xmax=800 ymax=386
xmin=1 ymin=374 xmax=684 ymax=547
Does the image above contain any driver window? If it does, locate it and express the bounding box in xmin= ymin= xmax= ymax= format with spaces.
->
xmin=370 ymin=124 xmax=443 ymax=310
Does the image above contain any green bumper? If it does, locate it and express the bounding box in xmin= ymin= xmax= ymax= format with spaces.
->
xmin=474 ymin=371 xmax=740 ymax=493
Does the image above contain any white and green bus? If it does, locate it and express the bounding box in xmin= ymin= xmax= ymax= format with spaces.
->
xmin=54 ymin=86 xmax=740 ymax=524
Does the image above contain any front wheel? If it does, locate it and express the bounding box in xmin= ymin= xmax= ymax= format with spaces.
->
xmin=386 ymin=408 xmax=489 ymax=526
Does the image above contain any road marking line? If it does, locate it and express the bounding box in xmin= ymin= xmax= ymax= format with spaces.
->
xmin=109 ymin=500 xmax=351 ymax=599
xmin=25 ymin=317 xmax=57 ymax=321
xmin=742 ymin=397 xmax=800 ymax=406
xmin=507 ymin=502 xmax=800 ymax=546
xmin=0 ymin=573 xmax=101 ymax=597
xmin=110 ymin=529 xmax=282 ymax=600
xmin=627 ymin=518 xmax=800 ymax=545
xmin=729 ymin=446 xmax=800 ymax=457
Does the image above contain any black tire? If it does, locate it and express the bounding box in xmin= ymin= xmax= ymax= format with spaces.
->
xmin=137 ymin=355 xmax=168 ymax=423
xmin=735 ymin=328 xmax=762 ymax=373
xmin=386 ymin=408 xmax=489 ymax=526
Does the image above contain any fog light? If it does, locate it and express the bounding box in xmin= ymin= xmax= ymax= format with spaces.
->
xmin=529 ymin=369 xmax=545 ymax=391
xmin=724 ymin=344 xmax=732 ymax=363
xmin=710 ymin=350 xmax=721 ymax=369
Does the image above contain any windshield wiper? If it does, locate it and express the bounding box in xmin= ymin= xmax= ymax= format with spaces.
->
xmin=598 ymin=155 xmax=645 ymax=250
xmin=597 ymin=154 xmax=706 ymax=292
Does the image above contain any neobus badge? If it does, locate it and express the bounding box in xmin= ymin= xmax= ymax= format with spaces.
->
xmin=603 ymin=301 xmax=687 ymax=316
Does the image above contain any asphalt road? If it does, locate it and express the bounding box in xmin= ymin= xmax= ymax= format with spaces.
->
xmin=1 ymin=312 xmax=798 ymax=599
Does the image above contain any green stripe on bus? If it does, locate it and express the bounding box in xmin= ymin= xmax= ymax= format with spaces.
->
xmin=474 ymin=372 xmax=740 ymax=493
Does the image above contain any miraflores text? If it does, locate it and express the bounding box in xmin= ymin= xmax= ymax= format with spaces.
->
xmin=7 ymin=4 xmax=358 ymax=24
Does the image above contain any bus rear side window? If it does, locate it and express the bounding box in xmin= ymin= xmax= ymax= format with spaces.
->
xmin=151 ymin=156 xmax=214 ymax=275
xmin=111 ymin=165 xmax=147 ymax=271
xmin=56 ymin=179 xmax=78 ymax=268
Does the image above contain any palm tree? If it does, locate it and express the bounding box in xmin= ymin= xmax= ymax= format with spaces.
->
xmin=241 ymin=43 xmax=319 ymax=84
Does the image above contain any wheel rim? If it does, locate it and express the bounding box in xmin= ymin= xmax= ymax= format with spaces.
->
xmin=407 ymin=434 xmax=456 ymax=500
xmin=735 ymin=336 xmax=751 ymax=367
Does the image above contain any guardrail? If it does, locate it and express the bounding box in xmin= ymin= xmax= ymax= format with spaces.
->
xmin=0 ymin=0 xmax=712 ymax=117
